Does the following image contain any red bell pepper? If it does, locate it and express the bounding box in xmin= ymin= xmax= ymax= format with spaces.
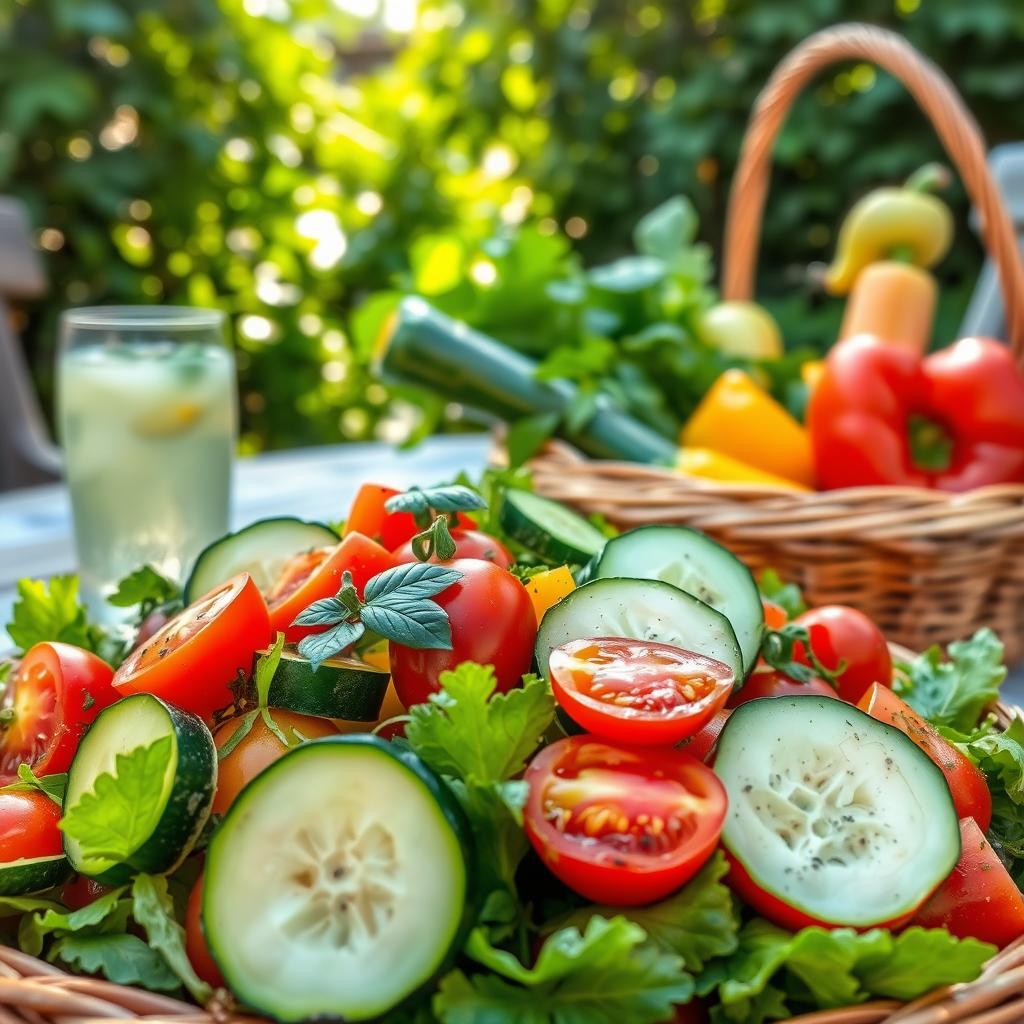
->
xmin=808 ymin=335 xmax=1024 ymax=491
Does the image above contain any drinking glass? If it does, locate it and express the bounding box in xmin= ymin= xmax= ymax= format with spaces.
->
xmin=58 ymin=307 xmax=236 ymax=617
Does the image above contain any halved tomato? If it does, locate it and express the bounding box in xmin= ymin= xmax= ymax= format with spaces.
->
xmin=112 ymin=573 xmax=271 ymax=721
xmin=524 ymin=735 xmax=727 ymax=904
xmin=0 ymin=790 xmax=63 ymax=862
xmin=266 ymin=533 xmax=396 ymax=642
xmin=0 ymin=642 xmax=116 ymax=784
xmin=549 ymin=638 xmax=734 ymax=746
xmin=858 ymin=683 xmax=992 ymax=830
xmin=914 ymin=817 xmax=1024 ymax=948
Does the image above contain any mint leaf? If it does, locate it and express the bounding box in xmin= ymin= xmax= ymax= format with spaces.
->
xmin=107 ymin=566 xmax=180 ymax=616
xmin=361 ymin=598 xmax=453 ymax=650
xmin=59 ymin=737 xmax=173 ymax=865
xmin=0 ymin=764 xmax=67 ymax=805
xmin=297 ymin=620 xmax=365 ymax=671
xmin=293 ymin=596 xmax=350 ymax=627
xmin=756 ymin=569 xmax=806 ymax=619
xmin=7 ymin=575 xmax=102 ymax=655
xmin=436 ymin=918 xmax=692 ymax=1024
xmin=406 ymin=665 xmax=555 ymax=784
xmin=132 ymin=874 xmax=213 ymax=1002
xmin=634 ymin=196 xmax=698 ymax=260
xmin=363 ymin=561 xmax=462 ymax=603
xmin=385 ymin=484 xmax=486 ymax=516
xmin=552 ymin=851 xmax=738 ymax=973
xmin=903 ymin=629 xmax=1005 ymax=731
xmin=51 ymin=933 xmax=180 ymax=991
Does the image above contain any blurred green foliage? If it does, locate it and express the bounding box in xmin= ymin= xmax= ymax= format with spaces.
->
xmin=2 ymin=0 xmax=1023 ymax=450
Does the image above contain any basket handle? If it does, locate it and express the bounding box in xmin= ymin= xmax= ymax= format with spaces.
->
xmin=721 ymin=22 xmax=1024 ymax=360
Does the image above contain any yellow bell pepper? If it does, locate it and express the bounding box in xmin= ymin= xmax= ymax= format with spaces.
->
xmin=698 ymin=301 xmax=783 ymax=360
xmin=361 ymin=641 xmax=391 ymax=673
xmin=524 ymin=566 xmax=576 ymax=624
xmin=681 ymin=369 xmax=816 ymax=488
xmin=801 ymin=360 xmax=826 ymax=392
xmin=824 ymin=164 xmax=953 ymax=296
xmin=676 ymin=447 xmax=810 ymax=491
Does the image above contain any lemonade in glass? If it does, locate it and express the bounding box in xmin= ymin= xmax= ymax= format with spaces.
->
xmin=58 ymin=307 xmax=236 ymax=615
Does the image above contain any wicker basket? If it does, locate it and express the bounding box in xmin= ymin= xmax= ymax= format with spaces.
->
xmin=527 ymin=23 xmax=1024 ymax=663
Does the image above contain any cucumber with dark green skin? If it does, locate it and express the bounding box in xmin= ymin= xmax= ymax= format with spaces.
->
xmin=204 ymin=735 xmax=476 ymax=1022
xmin=255 ymin=647 xmax=390 ymax=721
xmin=499 ymin=489 xmax=608 ymax=565
xmin=377 ymin=297 xmax=678 ymax=465
xmin=63 ymin=694 xmax=216 ymax=885
xmin=0 ymin=855 xmax=70 ymax=896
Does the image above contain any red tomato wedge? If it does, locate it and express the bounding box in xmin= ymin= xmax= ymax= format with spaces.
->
xmin=914 ymin=817 xmax=1024 ymax=948
xmin=761 ymin=600 xmax=787 ymax=630
xmin=345 ymin=483 xmax=418 ymax=550
xmin=266 ymin=533 xmax=396 ymax=642
xmin=113 ymin=573 xmax=271 ymax=721
xmin=0 ymin=642 xmax=116 ymax=784
xmin=524 ymin=735 xmax=727 ymax=905
xmin=186 ymin=873 xmax=225 ymax=987
xmin=0 ymin=790 xmax=63 ymax=862
xmin=549 ymin=637 xmax=734 ymax=746
xmin=858 ymin=683 xmax=992 ymax=830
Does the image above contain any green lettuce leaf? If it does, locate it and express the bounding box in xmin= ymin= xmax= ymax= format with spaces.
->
xmin=901 ymin=629 xmax=1005 ymax=732
xmin=435 ymin=917 xmax=692 ymax=1024
xmin=50 ymin=932 xmax=180 ymax=991
xmin=406 ymin=663 xmax=554 ymax=785
xmin=551 ymin=851 xmax=739 ymax=972
xmin=18 ymin=887 xmax=130 ymax=956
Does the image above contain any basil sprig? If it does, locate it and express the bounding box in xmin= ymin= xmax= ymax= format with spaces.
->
xmin=295 ymin=561 xmax=463 ymax=670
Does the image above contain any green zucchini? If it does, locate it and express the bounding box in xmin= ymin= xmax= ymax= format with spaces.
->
xmin=499 ymin=489 xmax=607 ymax=564
xmin=62 ymin=694 xmax=216 ymax=885
xmin=257 ymin=647 xmax=390 ymax=721
xmin=203 ymin=736 xmax=474 ymax=1022
xmin=0 ymin=855 xmax=70 ymax=896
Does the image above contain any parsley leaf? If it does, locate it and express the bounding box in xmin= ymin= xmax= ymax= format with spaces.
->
xmin=552 ymin=851 xmax=738 ymax=972
xmin=107 ymin=566 xmax=181 ymax=618
xmin=0 ymin=764 xmax=67 ymax=804
xmin=406 ymin=664 xmax=555 ymax=785
xmin=902 ymin=629 xmax=1006 ymax=732
xmin=435 ymin=918 xmax=692 ymax=1024
xmin=132 ymin=874 xmax=213 ymax=1002
xmin=756 ymin=569 xmax=806 ymax=619
xmin=7 ymin=575 xmax=103 ymax=655
xmin=50 ymin=933 xmax=180 ymax=991
xmin=59 ymin=737 xmax=173 ymax=866
xmin=697 ymin=919 xmax=994 ymax=1021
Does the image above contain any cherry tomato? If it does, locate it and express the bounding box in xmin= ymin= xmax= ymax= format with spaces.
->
xmin=549 ymin=637 xmax=734 ymax=746
xmin=186 ymin=873 xmax=225 ymax=987
xmin=266 ymin=533 xmax=396 ymax=643
xmin=212 ymin=709 xmax=337 ymax=814
xmin=392 ymin=528 xmax=514 ymax=569
xmin=524 ymin=735 xmax=727 ymax=905
xmin=113 ymin=573 xmax=271 ymax=721
xmin=792 ymin=605 xmax=891 ymax=704
xmin=914 ymin=817 xmax=1024 ymax=948
xmin=682 ymin=708 xmax=731 ymax=763
xmin=61 ymin=874 xmax=112 ymax=910
xmin=761 ymin=600 xmax=787 ymax=630
xmin=344 ymin=483 xmax=474 ymax=550
xmin=0 ymin=791 xmax=62 ymax=862
xmin=858 ymin=683 xmax=991 ymax=829
xmin=727 ymin=668 xmax=836 ymax=708
xmin=0 ymin=642 xmax=117 ymax=784
xmin=390 ymin=559 xmax=536 ymax=709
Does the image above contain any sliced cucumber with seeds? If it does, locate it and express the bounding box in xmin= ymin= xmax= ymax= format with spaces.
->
xmin=0 ymin=855 xmax=70 ymax=896
xmin=185 ymin=517 xmax=339 ymax=603
xmin=500 ymin=489 xmax=608 ymax=564
xmin=717 ymin=696 xmax=960 ymax=929
xmin=581 ymin=525 xmax=763 ymax=675
xmin=256 ymin=646 xmax=390 ymax=721
xmin=204 ymin=736 xmax=473 ymax=1022
xmin=63 ymin=694 xmax=216 ymax=885
xmin=535 ymin=577 xmax=743 ymax=682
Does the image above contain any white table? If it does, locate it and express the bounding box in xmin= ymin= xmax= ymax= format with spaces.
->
xmin=0 ymin=435 xmax=492 ymax=630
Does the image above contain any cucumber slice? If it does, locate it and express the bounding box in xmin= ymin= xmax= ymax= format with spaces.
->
xmin=717 ymin=696 xmax=961 ymax=929
xmin=204 ymin=736 xmax=473 ymax=1022
xmin=63 ymin=694 xmax=216 ymax=885
xmin=0 ymin=854 xmax=70 ymax=896
xmin=258 ymin=647 xmax=390 ymax=721
xmin=583 ymin=525 xmax=763 ymax=675
xmin=500 ymin=490 xmax=608 ymax=564
xmin=535 ymin=577 xmax=743 ymax=682
xmin=185 ymin=517 xmax=339 ymax=603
